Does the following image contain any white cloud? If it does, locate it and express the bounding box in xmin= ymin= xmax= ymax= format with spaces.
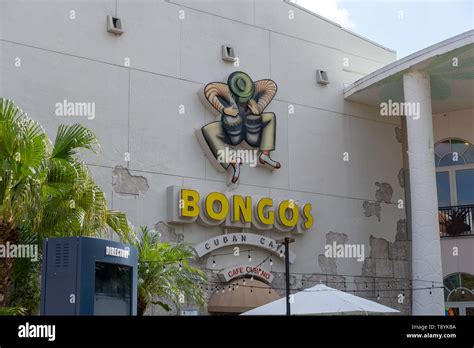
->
xmin=292 ymin=0 xmax=355 ymax=29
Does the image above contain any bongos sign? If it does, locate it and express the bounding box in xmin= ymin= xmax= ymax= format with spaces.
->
xmin=166 ymin=186 xmax=314 ymax=233
xmin=197 ymin=71 xmax=280 ymax=185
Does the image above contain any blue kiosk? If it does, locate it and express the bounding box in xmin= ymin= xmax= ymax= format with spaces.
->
xmin=40 ymin=237 xmax=138 ymax=315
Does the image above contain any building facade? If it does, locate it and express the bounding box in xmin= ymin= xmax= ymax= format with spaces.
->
xmin=2 ymin=0 xmax=470 ymax=315
xmin=345 ymin=30 xmax=474 ymax=316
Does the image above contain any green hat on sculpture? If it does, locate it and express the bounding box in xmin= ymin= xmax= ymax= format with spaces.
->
xmin=228 ymin=71 xmax=254 ymax=103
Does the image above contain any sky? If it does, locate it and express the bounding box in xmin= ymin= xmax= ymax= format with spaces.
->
xmin=292 ymin=0 xmax=473 ymax=59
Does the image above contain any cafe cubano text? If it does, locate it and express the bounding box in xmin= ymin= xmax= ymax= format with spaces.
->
xmin=166 ymin=186 xmax=314 ymax=232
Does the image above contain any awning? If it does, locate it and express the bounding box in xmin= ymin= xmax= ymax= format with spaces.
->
xmin=207 ymin=279 xmax=280 ymax=314
xmin=241 ymin=284 xmax=399 ymax=315
xmin=344 ymin=30 xmax=474 ymax=114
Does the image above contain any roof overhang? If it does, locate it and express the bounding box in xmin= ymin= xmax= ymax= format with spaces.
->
xmin=344 ymin=30 xmax=474 ymax=114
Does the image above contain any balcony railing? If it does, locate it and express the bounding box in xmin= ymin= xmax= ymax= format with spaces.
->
xmin=439 ymin=205 xmax=474 ymax=238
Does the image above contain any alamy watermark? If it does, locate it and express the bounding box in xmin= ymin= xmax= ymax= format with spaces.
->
xmin=380 ymin=99 xmax=420 ymax=120
xmin=324 ymin=242 xmax=365 ymax=262
xmin=55 ymin=99 xmax=95 ymax=120
xmin=0 ymin=242 xmax=38 ymax=262
xmin=217 ymin=148 xmax=258 ymax=167
xmin=18 ymin=322 xmax=55 ymax=341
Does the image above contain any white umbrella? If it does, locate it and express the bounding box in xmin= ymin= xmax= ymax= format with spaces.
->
xmin=240 ymin=284 xmax=399 ymax=315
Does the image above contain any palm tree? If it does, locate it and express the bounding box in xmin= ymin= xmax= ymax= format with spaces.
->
xmin=0 ymin=98 xmax=131 ymax=307
xmin=130 ymin=226 xmax=207 ymax=316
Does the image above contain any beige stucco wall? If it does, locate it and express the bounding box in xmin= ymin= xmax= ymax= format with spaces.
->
xmin=441 ymin=237 xmax=474 ymax=277
xmin=433 ymin=108 xmax=474 ymax=144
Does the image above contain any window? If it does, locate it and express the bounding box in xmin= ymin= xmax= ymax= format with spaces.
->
xmin=435 ymin=138 xmax=474 ymax=207
xmin=444 ymin=273 xmax=474 ymax=302
xmin=435 ymin=138 xmax=473 ymax=167
xmin=455 ymin=169 xmax=474 ymax=205
xmin=444 ymin=273 xmax=474 ymax=316
xmin=436 ymin=171 xmax=451 ymax=206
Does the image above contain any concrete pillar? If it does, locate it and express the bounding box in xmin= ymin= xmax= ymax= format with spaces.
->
xmin=403 ymin=70 xmax=444 ymax=315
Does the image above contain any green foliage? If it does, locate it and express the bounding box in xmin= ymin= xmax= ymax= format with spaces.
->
xmin=0 ymin=306 xmax=27 ymax=316
xmin=129 ymin=226 xmax=207 ymax=315
xmin=0 ymin=98 xmax=132 ymax=240
xmin=0 ymin=98 xmax=46 ymax=227
xmin=9 ymin=259 xmax=40 ymax=315
xmin=8 ymin=229 xmax=40 ymax=315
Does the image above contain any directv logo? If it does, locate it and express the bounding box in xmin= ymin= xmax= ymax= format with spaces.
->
xmin=105 ymin=246 xmax=130 ymax=259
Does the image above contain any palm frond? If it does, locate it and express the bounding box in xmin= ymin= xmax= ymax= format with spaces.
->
xmin=0 ymin=307 xmax=27 ymax=316
xmin=51 ymin=123 xmax=99 ymax=161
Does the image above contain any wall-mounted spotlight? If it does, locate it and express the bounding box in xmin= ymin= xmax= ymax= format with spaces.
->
xmin=222 ymin=45 xmax=237 ymax=62
xmin=316 ymin=69 xmax=329 ymax=85
xmin=107 ymin=15 xmax=124 ymax=35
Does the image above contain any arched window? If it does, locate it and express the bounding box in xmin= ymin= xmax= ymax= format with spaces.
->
xmin=435 ymin=138 xmax=474 ymax=167
xmin=435 ymin=138 xmax=474 ymax=208
xmin=444 ymin=273 xmax=474 ymax=302
xmin=444 ymin=272 xmax=474 ymax=316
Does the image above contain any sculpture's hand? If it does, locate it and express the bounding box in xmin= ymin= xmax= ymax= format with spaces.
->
xmin=248 ymin=99 xmax=259 ymax=115
xmin=223 ymin=106 xmax=239 ymax=117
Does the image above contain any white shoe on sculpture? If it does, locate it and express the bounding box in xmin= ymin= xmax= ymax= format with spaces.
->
xmin=258 ymin=152 xmax=281 ymax=169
